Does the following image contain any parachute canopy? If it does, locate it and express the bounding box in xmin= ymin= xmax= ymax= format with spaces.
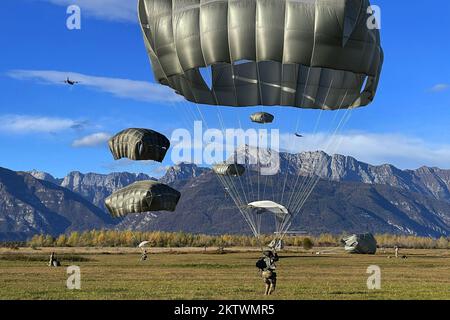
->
xmin=139 ymin=0 xmax=383 ymax=109
xmin=250 ymin=112 xmax=274 ymax=124
xmin=105 ymin=180 xmax=181 ymax=217
xmin=213 ymin=163 xmax=246 ymax=176
xmin=138 ymin=241 xmax=150 ymax=248
xmin=341 ymin=233 xmax=377 ymax=254
xmin=248 ymin=201 xmax=290 ymax=221
xmin=109 ymin=128 xmax=170 ymax=162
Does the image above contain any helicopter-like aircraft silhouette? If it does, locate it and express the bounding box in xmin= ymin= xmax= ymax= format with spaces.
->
xmin=63 ymin=77 xmax=80 ymax=86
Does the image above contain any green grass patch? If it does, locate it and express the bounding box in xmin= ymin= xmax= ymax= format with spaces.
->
xmin=0 ymin=249 xmax=449 ymax=300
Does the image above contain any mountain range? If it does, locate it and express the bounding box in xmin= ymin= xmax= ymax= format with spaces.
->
xmin=1 ymin=151 xmax=449 ymax=241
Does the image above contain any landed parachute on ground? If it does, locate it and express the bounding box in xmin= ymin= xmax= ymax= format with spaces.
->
xmin=250 ymin=112 xmax=274 ymax=124
xmin=341 ymin=233 xmax=377 ymax=254
xmin=213 ymin=163 xmax=246 ymax=176
xmin=105 ymin=181 xmax=181 ymax=217
xmin=109 ymin=128 xmax=170 ymax=162
xmin=138 ymin=0 xmax=383 ymax=110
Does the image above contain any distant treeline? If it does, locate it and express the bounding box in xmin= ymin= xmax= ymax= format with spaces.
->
xmin=20 ymin=231 xmax=450 ymax=250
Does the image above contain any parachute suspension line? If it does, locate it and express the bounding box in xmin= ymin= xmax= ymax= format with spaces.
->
xmin=216 ymin=105 xmax=252 ymax=223
xmin=280 ymin=108 xmax=353 ymax=240
xmin=278 ymin=66 xmax=312 ymax=210
xmin=226 ymin=60 xmax=259 ymax=229
xmin=224 ymin=61 xmax=262 ymax=238
xmin=216 ymin=173 xmax=258 ymax=237
xmin=199 ymin=65 xmax=260 ymax=239
xmin=284 ymin=105 xmax=325 ymax=214
xmin=280 ymin=84 xmax=335 ymax=236
xmin=223 ymin=177 xmax=257 ymax=237
xmin=226 ymin=59 xmax=253 ymax=208
xmin=284 ymin=76 xmax=333 ymax=214
xmin=169 ymin=100 xmax=196 ymax=134
xmin=275 ymin=64 xmax=312 ymax=211
xmin=189 ymin=86 xmax=251 ymax=234
xmin=285 ymin=125 xmax=335 ymax=231
xmin=279 ymin=91 xmax=353 ymax=239
xmin=254 ymin=39 xmax=272 ymax=209
xmin=279 ymin=113 xmax=302 ymax=207
xmin=192 ymin=105 xmax=260 ymax=238
xmin=288 ymin=89 xmax=349 ymax=217
xmin=228 ymin=67 xmax=253 ymax=208
xmin=277 ymin=59 xmax=288 ymax=203
xmin=235 ymin=117 xmax=255 ymax=205
xmin=295 ymin=108 xmax=352 ymax=214
xmin=221 ymin=15 xmax=260 ymax=229
xmin=262 ymin=174 xmax=269 ymax=201
xmin=168 ymin=38 xmax=256 ymax=238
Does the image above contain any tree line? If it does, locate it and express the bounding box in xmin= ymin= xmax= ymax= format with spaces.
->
xmin=20 ymin=231 xmax=450 ymax=250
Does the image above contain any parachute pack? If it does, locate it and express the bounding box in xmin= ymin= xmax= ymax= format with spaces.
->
xmin=256 ymin=258 xmax=268 ymax=271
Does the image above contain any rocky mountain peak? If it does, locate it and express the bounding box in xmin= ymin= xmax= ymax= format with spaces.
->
xmin=160 ymin=162 xmax=208 ymax=184
xmin=28 ymin=170 xmax=61 ymax=185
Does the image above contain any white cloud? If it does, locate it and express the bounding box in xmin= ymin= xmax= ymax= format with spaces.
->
xmin=40 ymin=0 xmax=136 ymax=23
xmin=0 ymin=115 xmax=83 ymax=134
xmin=280 ymin=132 xmax=450 ymax=169
xmin=7 ymin=70 xmax=182 ymax=104
xmin=72 ymin=132 xmax=111 ymax=147
xmin=430 ymin=83 xmax=449 ymax=93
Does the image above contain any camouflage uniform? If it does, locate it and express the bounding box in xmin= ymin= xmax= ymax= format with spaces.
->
xmin=261 ymin=253 xmax=278 ymax=295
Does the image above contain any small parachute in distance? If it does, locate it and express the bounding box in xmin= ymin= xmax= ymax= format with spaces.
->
xmin=108 ymin=128 xmax=170 ymax=162
xmin=213 ymin=163 xmax=246 ymax=177
xmin=250 ymin=112 xmax=274 ymax=124
xmin=295 ymin=133 xmax=304 ymax=138
xmin=247 ymin=201 xmax=290 ymax=221
xmin=138 ymin=241 xmax=150 ymax=248
xmin=138 ymin=241 xmax=150 ymax=252
xmin=105 ymin=180 xmax=181 ymax=218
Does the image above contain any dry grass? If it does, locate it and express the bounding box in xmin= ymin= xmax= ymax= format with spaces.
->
xmin=0 ymin=247 xmax=449 ymax=300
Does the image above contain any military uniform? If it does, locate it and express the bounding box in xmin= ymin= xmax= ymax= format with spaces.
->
xmin=261 ymin=253 xmax=279 ymax=295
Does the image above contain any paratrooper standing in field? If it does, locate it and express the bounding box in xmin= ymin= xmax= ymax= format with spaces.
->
xmin=256 ymin=250 xmax=279 ymax=295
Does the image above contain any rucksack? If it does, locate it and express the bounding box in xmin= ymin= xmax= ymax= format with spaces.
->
xmin=256 ymin=258 xmax=267 ymax=270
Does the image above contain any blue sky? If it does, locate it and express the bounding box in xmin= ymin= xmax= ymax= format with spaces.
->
xmin=1 ymin=0 xmax=450 ymax=177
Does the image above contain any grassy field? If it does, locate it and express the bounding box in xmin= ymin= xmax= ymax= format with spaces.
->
xmin=0 ymin=247 xmax=449 ymax=300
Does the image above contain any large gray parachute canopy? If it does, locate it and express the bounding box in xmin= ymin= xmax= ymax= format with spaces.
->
xmin=138 ymin=0 xmax=383 ymax=110
xmin=250 ymin=112 xmax=274 ymax=124
xmin=109 ymin=128 xmax=170 ymax=162
xmin=105 ymin=180 xmax=181 ymax=217
xmin=341 ymin=233 xmax=377 ymax=254
xmin=213 ymin=163 xmax=246 ymax=176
